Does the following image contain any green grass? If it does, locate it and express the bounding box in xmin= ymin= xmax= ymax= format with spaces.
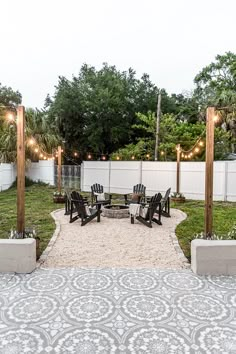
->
xmin=0 ymin=184 xmax=61 ymax=255
xmin=172 ymin=200 xmax=236 ymax=260
xmin=1 ymin=185 xmax=236 ymax=261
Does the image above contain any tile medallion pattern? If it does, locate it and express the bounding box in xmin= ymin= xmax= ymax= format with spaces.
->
xmin=0 ymin=268 xmax=236 ymax=353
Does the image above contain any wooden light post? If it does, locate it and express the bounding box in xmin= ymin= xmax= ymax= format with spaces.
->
xmin=17 ymin=106 xmax=25 ymax=234
xmin=204 ymin=107 xmax=215 ymax=238
xmin=57 ymin=146 xmax=62 ymax=193
xmin=176 ymin=144 xmax=181 ymax=194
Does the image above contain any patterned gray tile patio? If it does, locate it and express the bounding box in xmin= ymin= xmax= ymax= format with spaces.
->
xmin=0 ymin=267 xmax=236 ymax=353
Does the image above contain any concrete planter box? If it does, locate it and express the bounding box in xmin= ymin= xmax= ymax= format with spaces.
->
xmin=191 ymin=239 xmax=236 ymax=275
xmin=0 ymin=239 xmax=36 ymax=273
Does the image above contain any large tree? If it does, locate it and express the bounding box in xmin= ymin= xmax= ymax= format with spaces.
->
xmin=46 ymin=63 xmax=180 ymax=158
xmin=194 ymin=52 xmax=236 ymax=151
xmin=0 ymin=108 xmax=60 ymax=163
xmin=0 ymin=82 xmax=21 ymax=109
xmin=111 ymin=112 xmax=231 ymax=161
xmin=194 ymin=52 xmax=236 ymax=107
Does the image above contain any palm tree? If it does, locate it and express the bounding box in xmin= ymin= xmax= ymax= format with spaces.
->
xmin=0 ymin=108 xmax=61 ymax=163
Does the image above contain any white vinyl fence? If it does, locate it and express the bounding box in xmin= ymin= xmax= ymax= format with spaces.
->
xmin=0 ymin=160 xmax=55 ymax=191
xmin=0 ymin=163 xmax=16 ymax=191
xmin=81 ymin=161 xmax=236 ymax=202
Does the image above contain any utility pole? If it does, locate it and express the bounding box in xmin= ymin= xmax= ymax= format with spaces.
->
xmin=154 ymin=93 xmax=161 ymax=161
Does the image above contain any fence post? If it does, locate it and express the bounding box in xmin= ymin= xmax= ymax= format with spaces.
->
xmin=80 ymin=163 xmax=84 ymax=191
xmin=140 ymin=161 xmax=142 ymax=184
xmin=224 ymin=161 xmax=228 ymax=202
xmin=108 ymin=161 xmax=111 ymax=193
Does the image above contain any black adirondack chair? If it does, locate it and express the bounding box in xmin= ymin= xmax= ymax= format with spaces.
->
xmin=161 ymin=187 xmax=171 ymax=217
xmin=124 ymin=184 xmax=146 ymax=205
xmin=65 ymin=188 xmax=88 ymax=215
xmin=64 ymin=188 xmax=72 ymax=215
xmin=133 ymin=193 xmax=162 ymax=228
xmin=70 ymin=191 xmax=101 ymax=226
xmin=91 ymin=183 xmax=112 ymax=206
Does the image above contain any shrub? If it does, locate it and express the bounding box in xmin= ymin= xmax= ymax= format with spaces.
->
xmin=10 ymin=177 xmax=48 ymax=188
xmin=192 ymin=224 xmax=236 ymax=241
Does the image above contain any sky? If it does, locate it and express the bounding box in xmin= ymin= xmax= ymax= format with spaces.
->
xmin=1 ymin=0 xmax=236 ymax=109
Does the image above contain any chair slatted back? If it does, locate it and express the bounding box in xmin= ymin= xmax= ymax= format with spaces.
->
xmin=160 ymin=187 xmax=171 ymax=217
xmin=71 ymin=191 xmax=87 ymax=217
xmin=133 ymin=184 xmax=146 ymax=196
xmin=146 ymin=193 xmax=162 ymax=220
xmin=91 ymin=183 xmax=104 ymax=194
xmin=162 ymin=188 xmax=171 ymax=205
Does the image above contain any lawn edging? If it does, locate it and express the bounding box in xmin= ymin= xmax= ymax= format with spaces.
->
xmin=37 ymin=209 xmax=62 ymax=267
xmin=191 ymin=239 xmax=236 ymax=275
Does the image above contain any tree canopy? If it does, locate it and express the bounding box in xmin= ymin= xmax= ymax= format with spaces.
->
xmin=194 ymin=52 xmax=236 ymax=107
xmin=46 ymin=63 xmax=180 ymax=158
xmin=194 ymin=52 xmax=236 ymax=151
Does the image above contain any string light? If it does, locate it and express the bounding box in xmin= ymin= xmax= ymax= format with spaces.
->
xmin=116 ymin=156 xmax=120 ymax=160
xmin=214 ymin=114 xmax=219 ymax=123
xmin=28 ymin=138 xmax=34 ymax=145
xmin=131 ymin=155 xmax=135 ymax=160
xmin=146 ymin=154 xmax=150 ymax=159
xmin=74 ymin=152 xmax=78 ymax=157
xmin=176 ymin=130 xmax=206 ymax=161
xmin=161 ymin=151 xmax=164 ymax=155
xmin=88 ymin=154 xmax=92 ymax=159
xmin=6 ymin=112 xmax=15 ymax=122
xmin=102 ymin=156 xmax=106 ymax=160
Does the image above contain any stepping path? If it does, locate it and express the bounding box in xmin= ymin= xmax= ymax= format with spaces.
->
xmin=41 ymin=208 xmax=189 ymax=268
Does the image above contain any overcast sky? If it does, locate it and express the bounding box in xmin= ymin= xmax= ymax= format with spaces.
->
xmin=1 ymin=0 xmax=235 ymax=109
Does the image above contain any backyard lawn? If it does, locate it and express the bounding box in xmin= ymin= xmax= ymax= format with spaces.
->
xmin=172 ymin=200 xmax=236 ymax=260
xmin=0 ymin=183 xmax=236 ymax=260
xmin=0 ymin=184 xmax=59 ymax=255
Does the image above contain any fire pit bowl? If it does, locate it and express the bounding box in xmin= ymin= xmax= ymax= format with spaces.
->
xmin=103 ymin=204 xmax=129 ymax=219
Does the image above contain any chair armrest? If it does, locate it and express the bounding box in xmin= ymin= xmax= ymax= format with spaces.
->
xmin=71 ymin=198 xmax=89 ymax=205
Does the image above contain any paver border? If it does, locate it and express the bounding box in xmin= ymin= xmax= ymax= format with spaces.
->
xmin=37 ymin=209 xmax=63 ymax=267
xmin=169 ymin=209 xmax=190 ymax=268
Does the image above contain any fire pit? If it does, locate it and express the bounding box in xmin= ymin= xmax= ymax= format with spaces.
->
xmin=103 ymin=204 xmax=129 ymax=218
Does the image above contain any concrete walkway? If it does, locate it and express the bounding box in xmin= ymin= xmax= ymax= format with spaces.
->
xmin=0 ymin=267 xmax=236 ymax=353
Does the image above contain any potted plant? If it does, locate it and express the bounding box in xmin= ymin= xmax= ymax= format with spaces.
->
xmin=171 ymin=192 xmax=186 ymax=203
xmin=53 ymin=191 xmax=66 ymax=203
xmin=9 ymin=228 xmax=40 ymax=260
